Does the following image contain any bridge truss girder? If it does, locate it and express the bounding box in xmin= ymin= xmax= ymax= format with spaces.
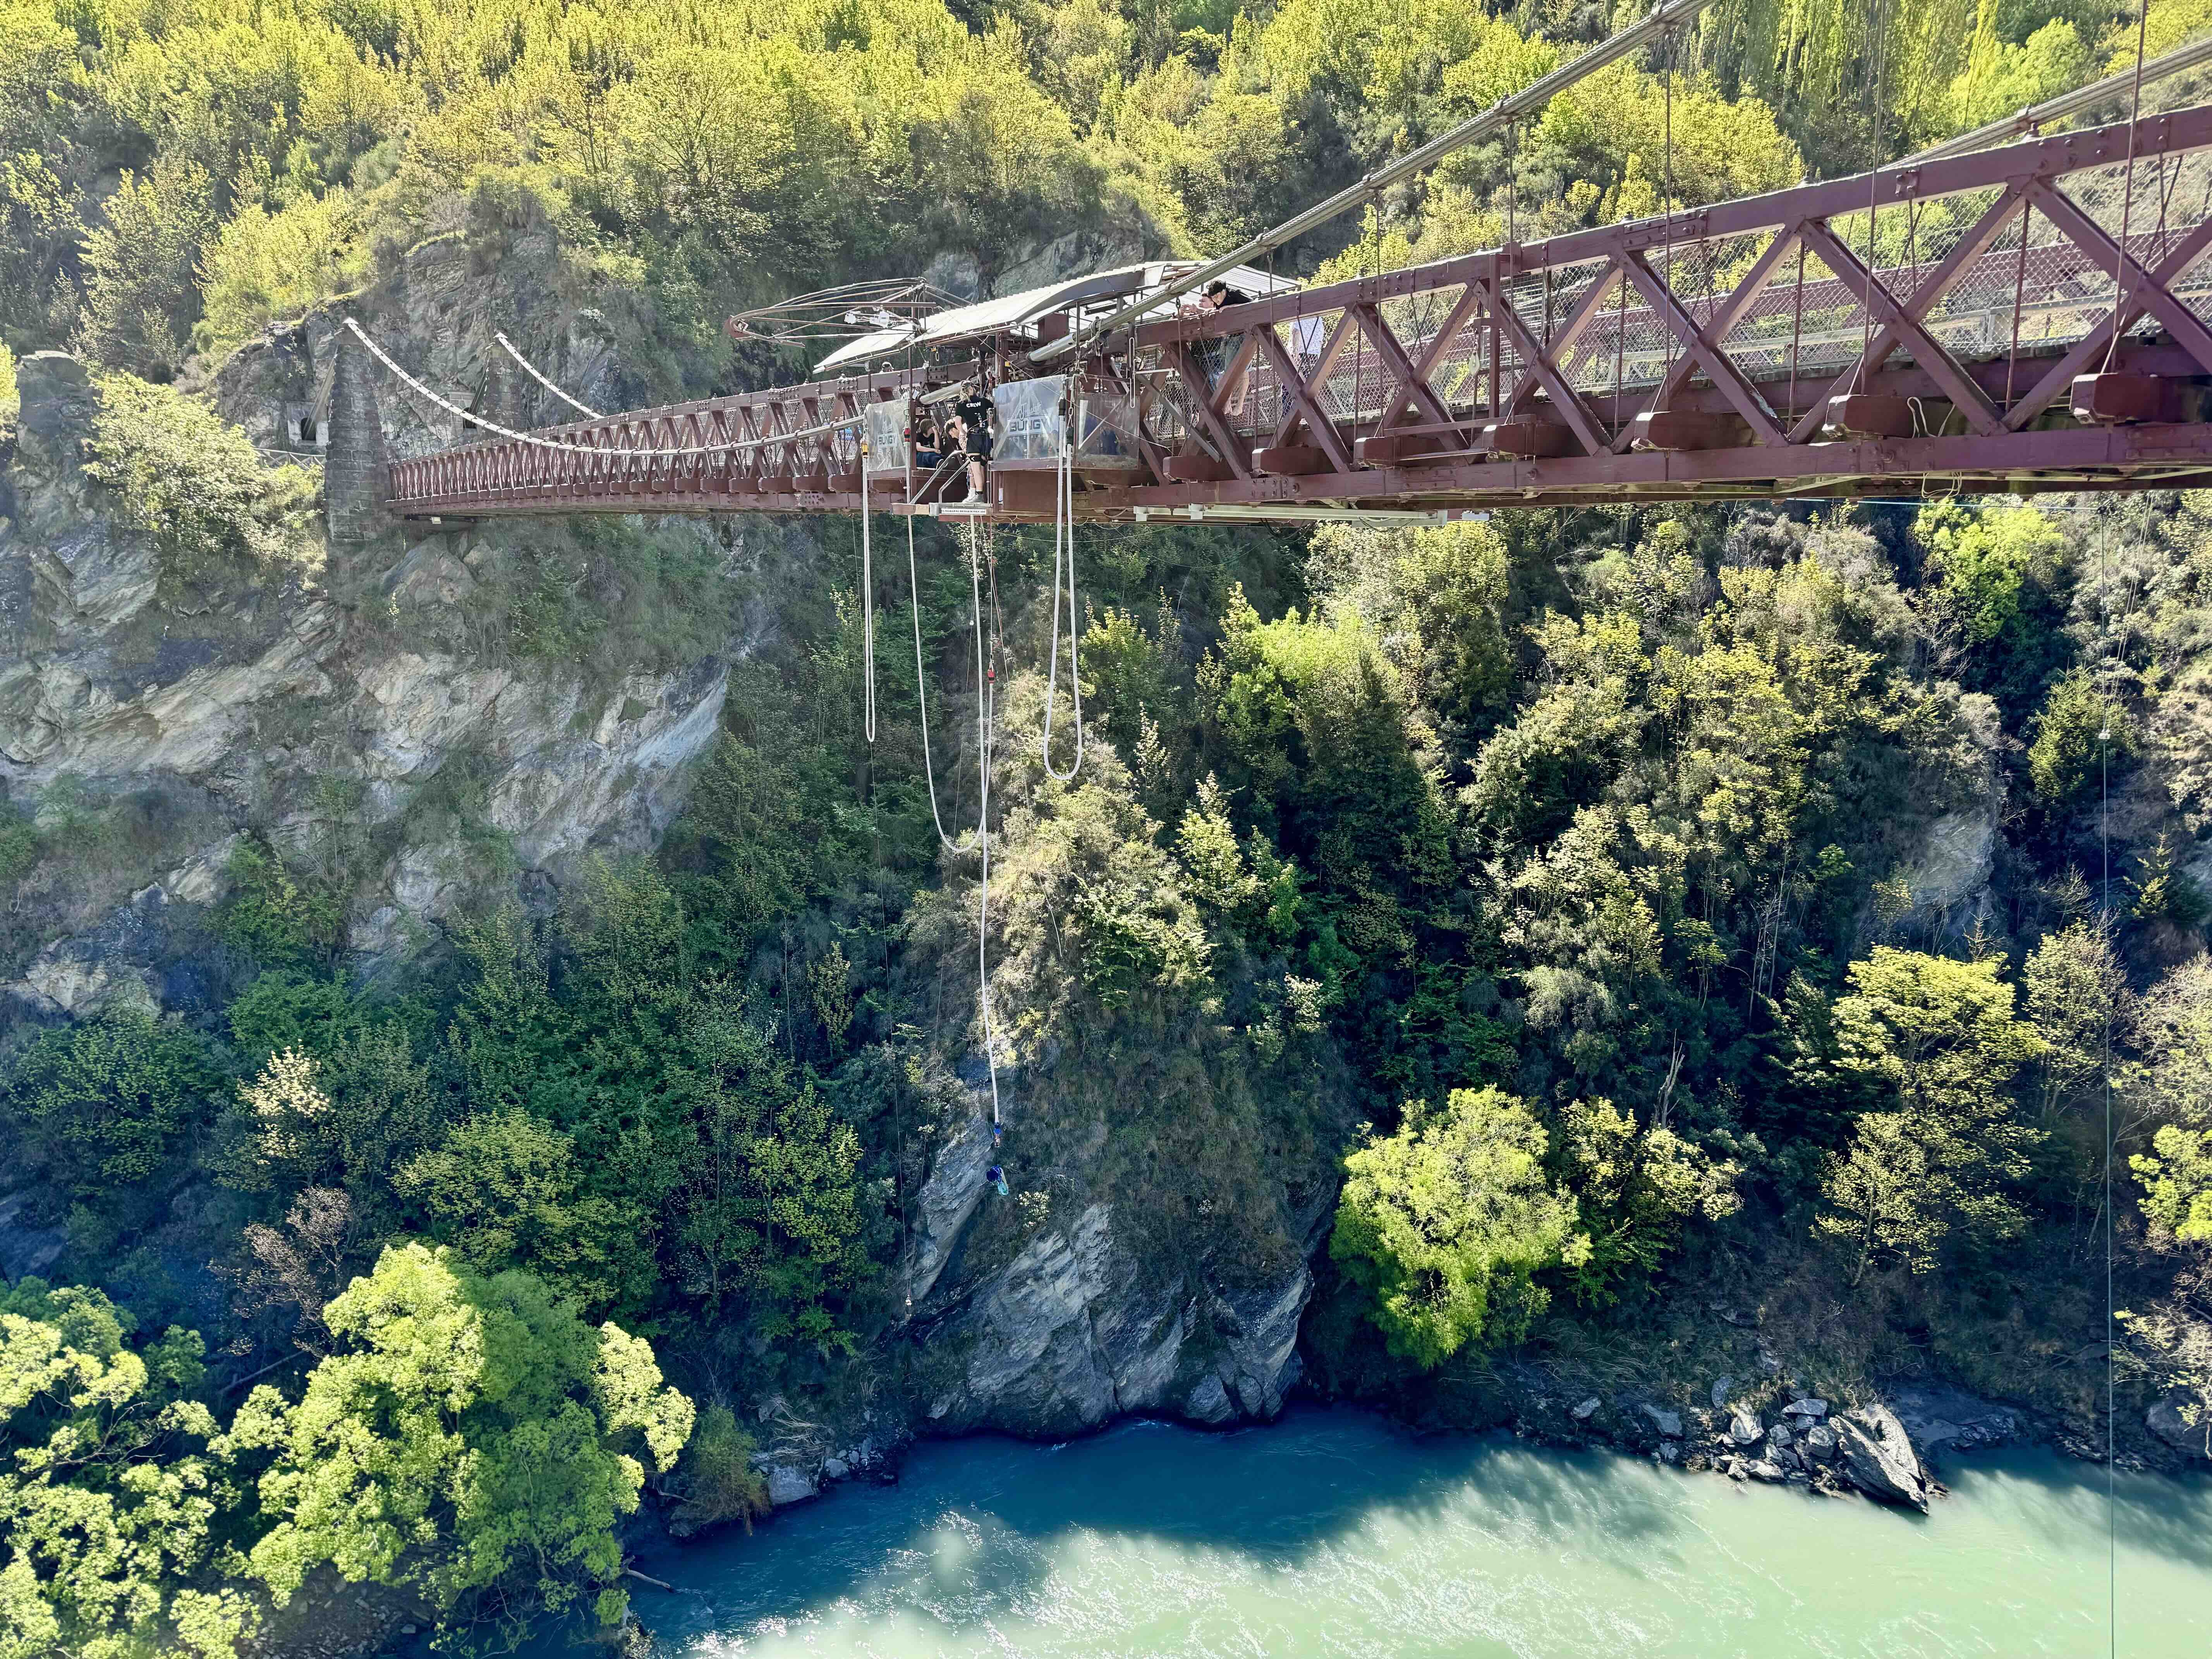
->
xmin=385 ymin=107 xmax=2212 ymax=523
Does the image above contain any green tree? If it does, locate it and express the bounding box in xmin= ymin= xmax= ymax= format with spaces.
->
xmin=2130 ymin=957 xmax=2212 ymax=1244
xmin=230 ymin=1243 xmax=692 ymax=1641
xmin=395 ymin=1112 xmax=641 ymax=1314
xmin=1815 ymin=948 xmax=2044 ymax=1276
xmin=2027 ymin=668 xmax=2132 ymax=808
xmin=82 ymin=381 xmax=318 ymax=592
xmin=1552 ymin=1098 xmax=1740 ymax=1305
xmin=0 ymin=1281 xmax=256 ymax=1659
xmin=73 ymin=155 xmax=215 ymax=380
xmin=2 ymin=1010 xmax=222 ymax=1201
xmin=1329 ymin=1086 xmax=1578 ymax=1367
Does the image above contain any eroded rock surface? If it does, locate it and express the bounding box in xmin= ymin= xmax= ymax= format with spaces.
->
xmin=1836 ymin=1402 xmax=1932 ymax=1511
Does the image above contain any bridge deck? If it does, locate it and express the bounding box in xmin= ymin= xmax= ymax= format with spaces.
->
xmin=384 ymin=108 xmax=2212 ymax=523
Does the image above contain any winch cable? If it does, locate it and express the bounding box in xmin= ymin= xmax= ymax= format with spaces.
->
xmin=493 ymin=331 xmax=601 ymax=419
xmin=969 ymin=517 xmax=1003 ymax=1130
xmin=1042 ymin=404 xmax=1086 ymax=781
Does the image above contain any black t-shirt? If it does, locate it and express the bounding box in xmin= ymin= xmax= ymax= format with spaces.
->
xmin=957 ymin=393 xmax=994 ymax=454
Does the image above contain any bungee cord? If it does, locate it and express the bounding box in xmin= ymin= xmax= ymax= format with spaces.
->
xmin=860 ymin=452 xmax=878 ymax=744
xmin=969 ymin=518 xmax=1003 ymax=1129
xmin=1041 ymin=406 xmax=1086 ymax=781
xmin=908 ymin=507 xmax=962 ymax=855
xmin=493 ymin=331 xmax=601 ymax=419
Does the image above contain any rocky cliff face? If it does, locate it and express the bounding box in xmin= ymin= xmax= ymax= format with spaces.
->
xmin=0 ymin=340 xmax=731 ymax=1017
xmin=1 ymin=263 xmax=1317 ymax=1460
xmin=903 ymin=1108 xmax=1318 ymax=1436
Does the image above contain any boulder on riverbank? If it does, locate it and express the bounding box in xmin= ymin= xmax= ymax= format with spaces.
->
xmin=1836 ymin=1403 xmax=1930 ymax=1511
xmin=2146 ymin=1391 xmax=2210 ymax=1460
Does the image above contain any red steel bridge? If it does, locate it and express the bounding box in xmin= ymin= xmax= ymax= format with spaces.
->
xmin=377 ymin=106 xmax=2212 ymax=526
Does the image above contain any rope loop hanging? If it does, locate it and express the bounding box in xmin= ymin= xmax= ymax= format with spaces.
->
xmin=1041 ymin=393 xmax=1086 ymax=781
xmin=908 ymin=507 xmax=961 ymax=855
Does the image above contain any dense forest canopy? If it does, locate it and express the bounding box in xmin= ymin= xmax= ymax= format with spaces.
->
xmin=6 ymin=0 xmax=2212 ymax=1655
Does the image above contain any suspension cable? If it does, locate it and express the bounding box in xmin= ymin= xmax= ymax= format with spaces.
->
xmin=493 ymin=331 xmax=601 ymax=419
xmin=347 ymin=319 xmax=853 ymax=456
xmin=2100 ymin=0 xmax=2156 ymax=375
xmin=1042 ymin=400 xmax=1086 ymax=781
xmin=969 ymin=519 xmax=1002 ymax=1128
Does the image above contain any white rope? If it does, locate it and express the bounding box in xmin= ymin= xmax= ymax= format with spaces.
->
xmin=345 ymin=319 xmax=855 ymax=456
xmin=1041 ymin=403 xmax=1086 ymax=780
xmin=970 ymin=519 xmax=1002 ymax=1127
xmin=860 ymin=450 xmax=877 ymax=744
xmin=909 ymin=510 xmax=961 ymax=854
xmin=494 ymin=331 xmax=601 ymax=419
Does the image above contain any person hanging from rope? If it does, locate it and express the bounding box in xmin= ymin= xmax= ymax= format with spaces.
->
xmin=955 ymin=376 xmax=996 ymax=499
xmin=986 ymin=1163 xmax=1010 ymax=1197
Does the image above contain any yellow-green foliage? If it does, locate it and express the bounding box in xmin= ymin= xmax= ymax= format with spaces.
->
xmin=0 ymin=1280 xmax=256 ymax=1659
xmin=83 ymin=376 xmax=319 ymax=589
xmin=2 ymin=0 xmax=2047 ymax=381
xmin=1330 ymin=1085 xmax=1578 ymax=1367
xmin=229 ymin=1242 xmax=693 ymax=1632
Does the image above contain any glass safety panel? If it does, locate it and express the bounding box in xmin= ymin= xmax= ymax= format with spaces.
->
xmin=991 ymin=376 xmax=1144 ymax=467
xmin=992 ymin=376 xmax=1066 ymax=463
xmin=861 ymin=396 xmax=908 ymax=468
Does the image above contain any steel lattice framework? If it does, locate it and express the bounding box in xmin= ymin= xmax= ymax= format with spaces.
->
xmin=385 ymin=108 xmax=2212 ymax=522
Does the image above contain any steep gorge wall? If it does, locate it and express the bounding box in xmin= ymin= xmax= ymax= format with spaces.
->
xmin=0 ymin=331 xmax=732 ymax=1019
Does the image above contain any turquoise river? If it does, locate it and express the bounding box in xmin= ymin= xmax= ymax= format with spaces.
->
xmin=599 ymin=1408 xmax=2212 ymax=1658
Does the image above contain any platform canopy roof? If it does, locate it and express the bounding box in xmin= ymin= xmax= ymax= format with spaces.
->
xmin=812 ymin=260 xmax=1296 ymax=374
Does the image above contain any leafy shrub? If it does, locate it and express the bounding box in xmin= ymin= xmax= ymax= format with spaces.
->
xmin=215 ymin=841 xmax=346 ymax=969
xmin=83 ymin=378 xmax=319 ymax=591
xmin=232 ymin=1243 xmax=692 ymax=1637
xmin=663 ymin=1405 xmax=770 ymax=1539
xmin=196 ymin=187 xmax=366 ymax=360
xmin=2 ymin=1010 xmax=223 ymax=1197
xmin=1329 ymin=1086 xmax=1578 ymax=1367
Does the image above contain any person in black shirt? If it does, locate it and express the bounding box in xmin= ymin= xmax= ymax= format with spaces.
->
xmin=1197 ymin=279 xmax=1253 ymax=405
xmin=954 ymin=385 xmax=994 ymax=496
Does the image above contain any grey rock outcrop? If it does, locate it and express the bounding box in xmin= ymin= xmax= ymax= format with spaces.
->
xmin=1835 ymin=1403 xmax=1931 ymax=1511
xmin=2146 ymin=1391 xmax=2210 ymax=1459
xmin=1887 ymin=1384 xmax=2020 ymax=1458
xmin=2 ymin=348 xmax=732 ymax=1011
xmin=917 ymin=1200 xmax=1308 ymax=1435
xmin=1641 ymin=1404 xmax=1683 ymax=1439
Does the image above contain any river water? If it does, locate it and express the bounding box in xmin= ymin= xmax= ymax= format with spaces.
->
xmin=609 ymin=1408 xmax=2212 ymax=1658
